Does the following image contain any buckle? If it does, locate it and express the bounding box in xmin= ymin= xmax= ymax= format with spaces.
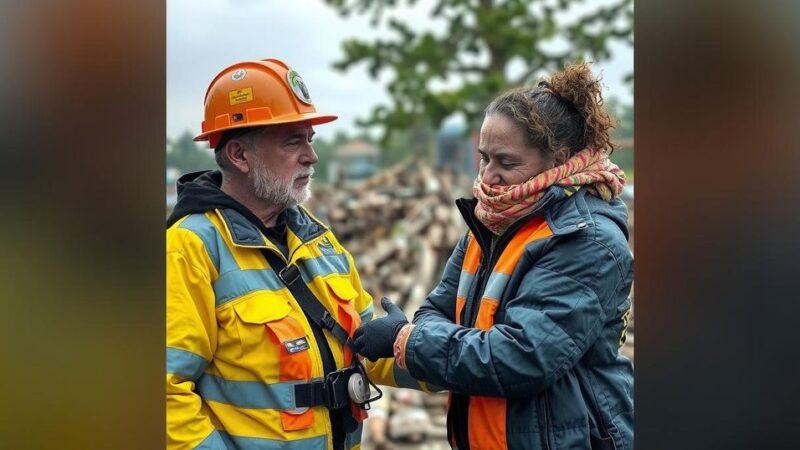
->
xmin=278 ymin=264 xmax=301 ymax=285
xmin=321 ymin=311 xmax=336 ymax=331
xmin=324 ymin=367 xmax=354 ymax=410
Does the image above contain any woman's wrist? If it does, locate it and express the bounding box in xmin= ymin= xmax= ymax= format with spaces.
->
xmin=393 ymin=324 xmax=415 ymax=369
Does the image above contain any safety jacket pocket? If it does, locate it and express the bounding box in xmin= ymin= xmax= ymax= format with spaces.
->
xmin=324 ymin=276 xmax=358 ymax=302
xmin=265 ymin=314 xmax=315 ymax=432
xmin=233 ymin=294 xmax=292 ymax=323
xmin=324 ymin=276 xmax=361 ymax=365
xmin=231 ymin=293 xmax=292 ymax=358
xmin=233 ymin=294 xmax=316 ymax=431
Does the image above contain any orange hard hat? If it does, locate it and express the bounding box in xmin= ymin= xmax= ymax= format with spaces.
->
xmin=194 ymin=58 xmax=337 ymax=148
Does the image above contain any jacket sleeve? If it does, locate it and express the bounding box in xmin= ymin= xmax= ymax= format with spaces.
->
xmin=166 ymin=248 xmax=227 ymax=450
xmin=404 ymin=235 xmax=624 ymax=398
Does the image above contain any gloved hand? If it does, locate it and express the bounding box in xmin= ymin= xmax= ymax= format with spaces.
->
xmin=352 ymin=297 xmax=409 ymax=362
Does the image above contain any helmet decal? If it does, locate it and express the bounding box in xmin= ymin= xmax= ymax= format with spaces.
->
xmin=231 ymin=69 xmax=247 ymax=81
xmin=287 ymin=69 xmax=313 ymax=105
xmin=228 ymin=87 xmax=253 ymax=105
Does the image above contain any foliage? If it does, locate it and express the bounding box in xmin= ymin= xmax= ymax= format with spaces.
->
xmin=325 ymin=0 xmax=633 ymax=143
xmin=607 ymin=97 xmax=633 ymax=175
xmin=166 ymin=132 xmax=216 ymax=174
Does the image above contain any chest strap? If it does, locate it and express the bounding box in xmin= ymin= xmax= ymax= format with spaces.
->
xmin=276 ymin=263 xmax=356 ymax=352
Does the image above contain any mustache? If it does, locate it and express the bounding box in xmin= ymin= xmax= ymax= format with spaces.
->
xmin=294 ymin=167 xmax=314 ymax=179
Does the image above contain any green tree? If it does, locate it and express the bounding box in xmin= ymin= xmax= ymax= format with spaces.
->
xmin=325 ymin=0 xmax=633 ymax=142
xmin=606 ymin=97 xmax=633 ymax=177
xmin=166 ymin=131 xmax=217 ymax=174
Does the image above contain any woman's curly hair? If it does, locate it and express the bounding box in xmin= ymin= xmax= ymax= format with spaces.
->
xmin=485 ymin=61 xmax=616 ymax=165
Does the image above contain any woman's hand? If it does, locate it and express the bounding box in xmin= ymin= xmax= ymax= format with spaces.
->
xmin=352 ymin=297 xmax=409 ymax=361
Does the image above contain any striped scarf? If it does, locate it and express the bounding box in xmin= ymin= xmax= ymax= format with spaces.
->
xmin=473 ymin=149 xmax=626 ymax=234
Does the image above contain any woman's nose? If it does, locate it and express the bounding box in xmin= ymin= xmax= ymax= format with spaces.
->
xmin=482 ymin=165 xmax=502 ymax=185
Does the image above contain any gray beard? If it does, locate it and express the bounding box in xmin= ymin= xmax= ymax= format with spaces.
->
xmin=250 ymin=161 xmax=313 ymax=208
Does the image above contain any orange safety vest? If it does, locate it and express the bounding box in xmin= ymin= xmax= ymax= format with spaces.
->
xmin=453 ymin=216 xmax=553 ymax=450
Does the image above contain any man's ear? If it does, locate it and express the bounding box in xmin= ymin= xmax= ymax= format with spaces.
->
xmin=225 ymin=139 xmax=252 ymax=175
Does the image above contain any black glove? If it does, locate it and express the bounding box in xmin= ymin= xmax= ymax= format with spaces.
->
xmin=352 ymin=297 xmax=409 ymax=362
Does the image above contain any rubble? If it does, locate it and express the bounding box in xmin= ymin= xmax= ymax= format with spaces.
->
xmin=306 ymin=159 xmax=472 ymax=314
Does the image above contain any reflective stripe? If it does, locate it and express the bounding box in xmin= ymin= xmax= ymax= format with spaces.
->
xmin=456 ymin=271 xmax=475 ymax=298
xmin=346 ymin=422 xmax=363 ymax=449
xmin=459 ymin=218 xmax=550 ymax=450
xmin=166 ymin=347 xmax=208 ymax=381
xmin=475 ymin=298 xmax=500 ymax=330
xmin=455 ymin=296 xmax=466 ymax=325
xmin=494 ymin=216 xmax=552 ymax=274
xmin=179 ymin=214 xmax=240 ymax=275
xmin=218 ymin=431 xmax=327 ymax=450
xmin=462 ymin=235 xmax=482 ymax=273
xmin=196 ymin=373 xmax=309 ymax=410
xmin=393 ymin=362 xmax=422 ymax=390
xmin=359 ymin=303 xmax=374 ymax=323
xmin=483 ymin=272 xmax=510 ymax=302
xmin=300 ymin=254 xmax=350 ymax=279
xmin=213 ymin=268 xmax=283 ymax=307
xmin=469 ymin=396 xmax=508 ymax=449
xmin=194 ymin=429 xmax=228 ymax=450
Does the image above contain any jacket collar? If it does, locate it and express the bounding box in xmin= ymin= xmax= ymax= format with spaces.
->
xmin=543 ymin=187 xmax=596 ymax=236
xmin=216 ymin=205 xmax=328 ymax=248
xmin=456 ymin=186 xmax=596 ymax=243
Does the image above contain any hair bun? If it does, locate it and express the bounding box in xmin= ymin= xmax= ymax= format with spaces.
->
xmin=548 ymin=62 xmax=615 ymax=153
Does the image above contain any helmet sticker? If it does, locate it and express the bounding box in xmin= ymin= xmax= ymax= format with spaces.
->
xmin=286 ymin=69 xmax=313 ymax=104
xmin=229 ymin=87 xmax=253 ymax=105
xmin=231 ymin=69 xmax=247 ymax=81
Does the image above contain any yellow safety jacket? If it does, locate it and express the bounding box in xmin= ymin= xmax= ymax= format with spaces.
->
xmin=166 ymin=200 xmax=419 ymax=450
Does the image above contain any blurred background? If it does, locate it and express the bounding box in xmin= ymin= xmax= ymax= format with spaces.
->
xmin=168 ymin=0 xmax=633 ymax=447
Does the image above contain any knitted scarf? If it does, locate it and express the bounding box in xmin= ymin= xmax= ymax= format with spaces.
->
xmin=473 ymin=149 xmax=626 ymax=234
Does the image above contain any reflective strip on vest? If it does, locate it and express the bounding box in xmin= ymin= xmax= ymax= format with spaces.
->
xmin=213 ymin=268 xmax=283 ymax=307
xmin=217 ymin=431 xmax=327 ymax=449
xmin=194 ymin=429 xmax=229 ymax=449
xmin=196 ymin=373 xmax=307 ymax=410
xmin=179 ymin=214 xmax=240 ymax=278
xmin=462 ymin=217 xmax=553 ymax=450
xmin=166 ymin=347 xmax=209 ymax=382
xmin=456 ymin=234 xmax=482 ymax=325
xmin=299 ymin=253 xmax=350 ymax=279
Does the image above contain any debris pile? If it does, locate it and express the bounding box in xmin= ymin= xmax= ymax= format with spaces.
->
xmin=306 ymin=160 xmax=471 ymax=313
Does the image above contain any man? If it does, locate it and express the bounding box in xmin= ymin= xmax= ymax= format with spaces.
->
xmin=166 ymin=59 xmax=425 ymax=450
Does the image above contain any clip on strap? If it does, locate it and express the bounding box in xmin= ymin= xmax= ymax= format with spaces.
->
xmin=294 ymin=367 xmax=354 ymax=410
xmin=277 ymin=263 xmax=356 ymax=351
xmin=278 ymin=264 xmax=302 ymax=285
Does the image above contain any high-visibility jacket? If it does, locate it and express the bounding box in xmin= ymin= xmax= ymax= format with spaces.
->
xmin=402 ymin=187 xmax=634 ymax=450
xmin=166 ymin=200 xmax=420 ymax=450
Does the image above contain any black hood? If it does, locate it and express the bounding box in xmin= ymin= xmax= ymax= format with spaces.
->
xmin=166 ymin=170 xmax=265 ymax=230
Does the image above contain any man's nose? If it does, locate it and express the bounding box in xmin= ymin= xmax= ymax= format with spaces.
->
xmin=301 ymin=144 xmax=319 ymax=165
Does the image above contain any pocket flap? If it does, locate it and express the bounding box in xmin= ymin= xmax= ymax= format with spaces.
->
xmin=233 ymin=295 xmax=292 ymax=324
xmin=324 ymin=276 xmax=358 ymax=302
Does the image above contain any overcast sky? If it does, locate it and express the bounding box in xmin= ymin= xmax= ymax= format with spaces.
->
xmin=167 ymin=0 xmax=632 ymax=143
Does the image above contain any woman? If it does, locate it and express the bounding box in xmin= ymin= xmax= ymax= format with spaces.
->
xmin=354 ymin=62 xmax=633 ymax=450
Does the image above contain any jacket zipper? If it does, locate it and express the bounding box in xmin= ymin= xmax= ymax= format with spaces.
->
xmin=542 ymin=391 xmax=553 ymax=450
